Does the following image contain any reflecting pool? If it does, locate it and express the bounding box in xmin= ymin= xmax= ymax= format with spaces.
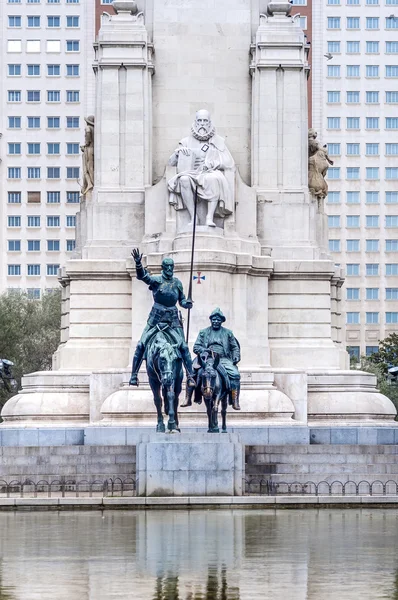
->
xmin=0 ymin=509 xmax=397 ymax=599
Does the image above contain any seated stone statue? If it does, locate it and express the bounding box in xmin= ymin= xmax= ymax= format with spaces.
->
xmin=182 ymin=307 xmax=241 ymax=410
xmin=168 ymin=109 xmax=235 ymax=227
xmin=308 ymin=128 xmax=334 ymax=200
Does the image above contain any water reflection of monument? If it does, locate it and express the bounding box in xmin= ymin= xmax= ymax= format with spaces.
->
xmin=152 ymin=566 xmax=241 ymax=600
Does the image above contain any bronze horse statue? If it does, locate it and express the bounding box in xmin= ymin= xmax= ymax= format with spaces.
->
xmin=146 ymin=326 xmax=183 ymax=433
xmin=198 ymin=352 xmax=229 ymax=433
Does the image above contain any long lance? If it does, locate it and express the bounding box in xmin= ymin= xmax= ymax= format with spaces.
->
xmin=185 ymin=185 xmax=199 ymax=344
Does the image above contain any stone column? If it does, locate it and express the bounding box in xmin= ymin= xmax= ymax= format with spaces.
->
xmin=251 ymin=3 xmax=315 ymax=259
xmin=82 ymin=0 xmax=154 ymax=260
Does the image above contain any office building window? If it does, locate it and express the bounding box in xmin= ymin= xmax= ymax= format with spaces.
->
xmin=66 ymin=0 xmax=80 ymax=3
xmin=8 ymin=265 xmax=21 ymax=276
xmin=66 ymin=240 xmax=76 ymax=251
xmin=386 ymin=144 xmax=398 ymax=155
xmin=66 ymin=167 xmax=79 ymax=179
xmin=366 ymin=312 xmax=379 ymax=324
xmin=8 ymin=217 xmax=21 ymax=227
xmin=47 ymin=167 xmax=60 ymax=179
xmin=27 ymin=216 xmax=40 ymax=227
xmin=328 ymin=143 xmax=341 ymax=155
xmin=386 ymin=239 xmax=398 ymax=251
xmin=328 ymin=65 xmax=341 ymax=77
xmin=327 ymin=91 xmax=341 ymax=103
xmin=386 ymin=42 xmax=398 ymax=53
xmin=366 ymin=264 xmax=379 ymax=275
xmin=8 ymin=117 xmax=21 ymax=128
xmin=346 ymin=91 xmax=360 ymax=103
xmin=66 ymin=143 xmax=79 ymax=155
xmin=66 ymin=90 xmax=80 ymax=102
xmin=366 ymin=346 xmax=379 ymax=356
xmin=47 ymin=240 xmax=60 ymax=251
xmin=66 ymin=191 xmax=80 ymax=203
xmin=8 ymin=167 xmax=21 ymax=179
xmin=26 ymin=40 xmax=40 ymax=53
xmin=27 ymin=90 xmax=40 ymax=102
xmin=366 ymin=65 xmax=379 ymax=77
xmin=27 ymin=143 xmax=40 ymax=155
xmin=7 ymin=40 xmax=22 ymax=53
xmin=347 ymin=312 xmax=360 ymax=324
xmin=366 ymin=143 xmax=379 ymax=155
xmin=386 ymin=66 xmax=398 ymax=78
xmin=386 ymin=312 xmax=398 ymax=323
xmin=347 ymin=143 xmax=360 ymax=155
xmin=346 ymin=288 xmax=360 ymax=300
xmin=27 ymin=16 xmax=40 ymax=28
xmin=27 ymin=240 xmax=40 ymax=252
xmin=386 ymin=118 xmax=398 ymax=129
xmin=347 ymin=239 xmax=360 ymax=252
xmin=386 ymin=288 xmax=398 ymax=300
xmin=366 ymin=117 xmax=379 ymax=129
xmin=47 ymin=117 xmax=60 ymax=129
xmin=366 ymin=17 xmax=379 ymax=29
xmin=8 ymin=16 xmax=22 ymax=27
xmin=66 ymin=116 xmax=79 ymax=128
xmin=347 ymin=117 xmax=360 ymax=129
xmin=66 ymin=40 xmax=79 ymax=52
xmin=366 ymin=91 xmax=379 ymax=103
xmin=386 ymin=264 xmax=398 ymax=275
xmin=27 ymin=116 xmax=40 ymax=128
xmin=66 ymin=64 xmax=79 ymax=77
xmin=329 ymin=239 xmax=341 ymax=252
xmin=328 ymin=17 xmax=341 ymax=29
xmin=366 ymin=191 xmax=379 ymax=204
xmin=328 ymin=168 xmax=340 ymax=179
xmin=386 ymin=192 xmax=398 ymax=203
xmin=347 ymin=65 xmax=360 ymax=77
xmin=366 ymin=288 xmax=379 ymax=300
xmin=386 ymin=168 xmax=398 ymax=179
xmin=366 ymin=41 xmax=379 ymax=53
xmin=46 ymin=40 xmax=61 ymax=53
xmin=8 ymin=90 xmax=21 ymax=102
xmin=347 ymin=168 xmax=360 ymax=179
xmin=327 ymin=191 xmax=340 ymax=204
xmin=47 ymin=264 xmax=60 ymax=276
xmin=386 ymin=16 xmax=398 ymax=29
xmin=347 ymin=215 xmax=360 ymax=227
xmin=347 ymin=17 xmax=360 ymax=29
xmin=66 ymin=216 xmax=76 ymax=227
xmin=366 ymin=215 xmax=379 ymax=227
xmin=386 ymin=91 xmax=398 ymax=103
xmin=8 ymin=192 xmax=21 ymax=204
xmin=8 ymin=143 xmax=21 ymax=155
xmin=47 ymin=64 xmax=60 ymax=76
xmin=27 ymin=289 xmax=41 ymax=299
xmin=27 ymin=265 xmax=40 ymax=276
xmin=47 ymin=191 xmax=60 ymax=203
xmin=366 ymin=167 xmax=379 ymax=179
xmin=27 ymin=167 xmax=40 ymax=179
xmin=328 ymin=41 xmax=341 ymax=53
xmin=8 ymin=240 xmax=21 ymax=252
xmin=47 ymin=16 xmax=60 ymax=27
xmin=47 ymin=216 xmax=60 ymax=227
xmin=8 ymin=64 xmax=21 ymax=76
xmin=347 ymin=346 xmax=360 ymax=360
xmin=47 ymin=90 xmax=60 ymax=102
xmin=347 ymin=264 xmax=360 ymax=275
xmin=386 ymin=216 xmax=398 ymax=228
xmin=328 ymin=216 xmax=340 ymax=227
xmin=47 ymin=143 xmax=60 ymax=155
xmin=27 ymin=191 xmax=41 ymax=203
xmin=366 ymin=239 xmax=379 ymax=252
xmin=66 ymin=16 xmax=80 ymax=27
xmin=347 ymin=41 xmax=360 ymax=53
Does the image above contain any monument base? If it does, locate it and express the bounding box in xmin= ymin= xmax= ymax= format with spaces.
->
xmin=136 ymin=432 xmax=243 ymax=496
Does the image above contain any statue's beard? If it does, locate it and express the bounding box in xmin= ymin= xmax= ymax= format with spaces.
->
xmin=191 ymin=123 xmax=216 ymax=142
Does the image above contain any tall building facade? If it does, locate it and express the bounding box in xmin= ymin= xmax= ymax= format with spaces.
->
xmin=291 ymin=0 xmax=313 ymax=125
xmin=313 ymin=0 xmax=398 ymax=360
xmin=0 ymin=0 xmax=95 ymax=297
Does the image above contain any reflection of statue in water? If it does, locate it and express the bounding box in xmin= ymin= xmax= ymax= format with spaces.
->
xmin=151 ymin=565 xmax=240 ymax=600
xmin=81 ymin=115 xmax=94 ymax=196
xmin=308 ymin=128 xmax=334 ymax=200
xmin=168 ymin=109 xmax=235 ymax=227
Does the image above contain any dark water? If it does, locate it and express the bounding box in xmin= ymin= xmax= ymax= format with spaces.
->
xmin=0 ymin=509 xmax=397 ymax=599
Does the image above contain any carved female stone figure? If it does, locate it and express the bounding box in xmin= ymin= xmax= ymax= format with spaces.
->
xmin=308 ymin=128 xmax=334 ymax=200
xmin=81 ymin=115 xmax=95 ymax=195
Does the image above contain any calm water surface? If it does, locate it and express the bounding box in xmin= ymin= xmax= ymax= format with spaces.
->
xmin=0 ymin=509 xmax=397 ymax=599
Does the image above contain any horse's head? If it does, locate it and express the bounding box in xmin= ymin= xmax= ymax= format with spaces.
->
xmin=199 ymin=352 xmax=219 ymax=401
xmin=157 ymin=342 xmax=178 ymax=388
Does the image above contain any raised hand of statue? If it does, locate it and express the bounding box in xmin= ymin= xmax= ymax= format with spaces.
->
xmin=131 ymin=248 xmax=143 ymax=265
xmin=177 ymin=147 xmax=191 ymax=156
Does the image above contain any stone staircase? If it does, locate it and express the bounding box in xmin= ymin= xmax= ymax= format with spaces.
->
xmin=245 ymin=445 xmax=398 ymax=490
xmin=0 ymin=445 xmax=136 ymax=484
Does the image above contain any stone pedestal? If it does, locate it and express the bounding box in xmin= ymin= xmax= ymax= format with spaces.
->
xmin=136 ymin=432 xmax=244 ymax=496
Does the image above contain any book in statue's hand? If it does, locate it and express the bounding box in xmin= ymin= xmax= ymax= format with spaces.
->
xmin=177 ymin=149 xmax=196 ymax=173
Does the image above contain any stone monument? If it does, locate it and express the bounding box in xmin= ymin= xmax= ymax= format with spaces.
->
xmin=2 ymin=0 xmax=396 ymax=439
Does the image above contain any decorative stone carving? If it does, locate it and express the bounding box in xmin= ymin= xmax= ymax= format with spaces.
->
xmin=308 ymin=128 xmax=334 ymax=200
xmin=112 ymin=0 xmax=138 ymax=14
xmin=267 ymin=1 xmax=292 ymax=17
xmin=81 ymin=116 xmax=94 ymax=196
xmin=168 ymin=110 xmax=235 ymax=228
